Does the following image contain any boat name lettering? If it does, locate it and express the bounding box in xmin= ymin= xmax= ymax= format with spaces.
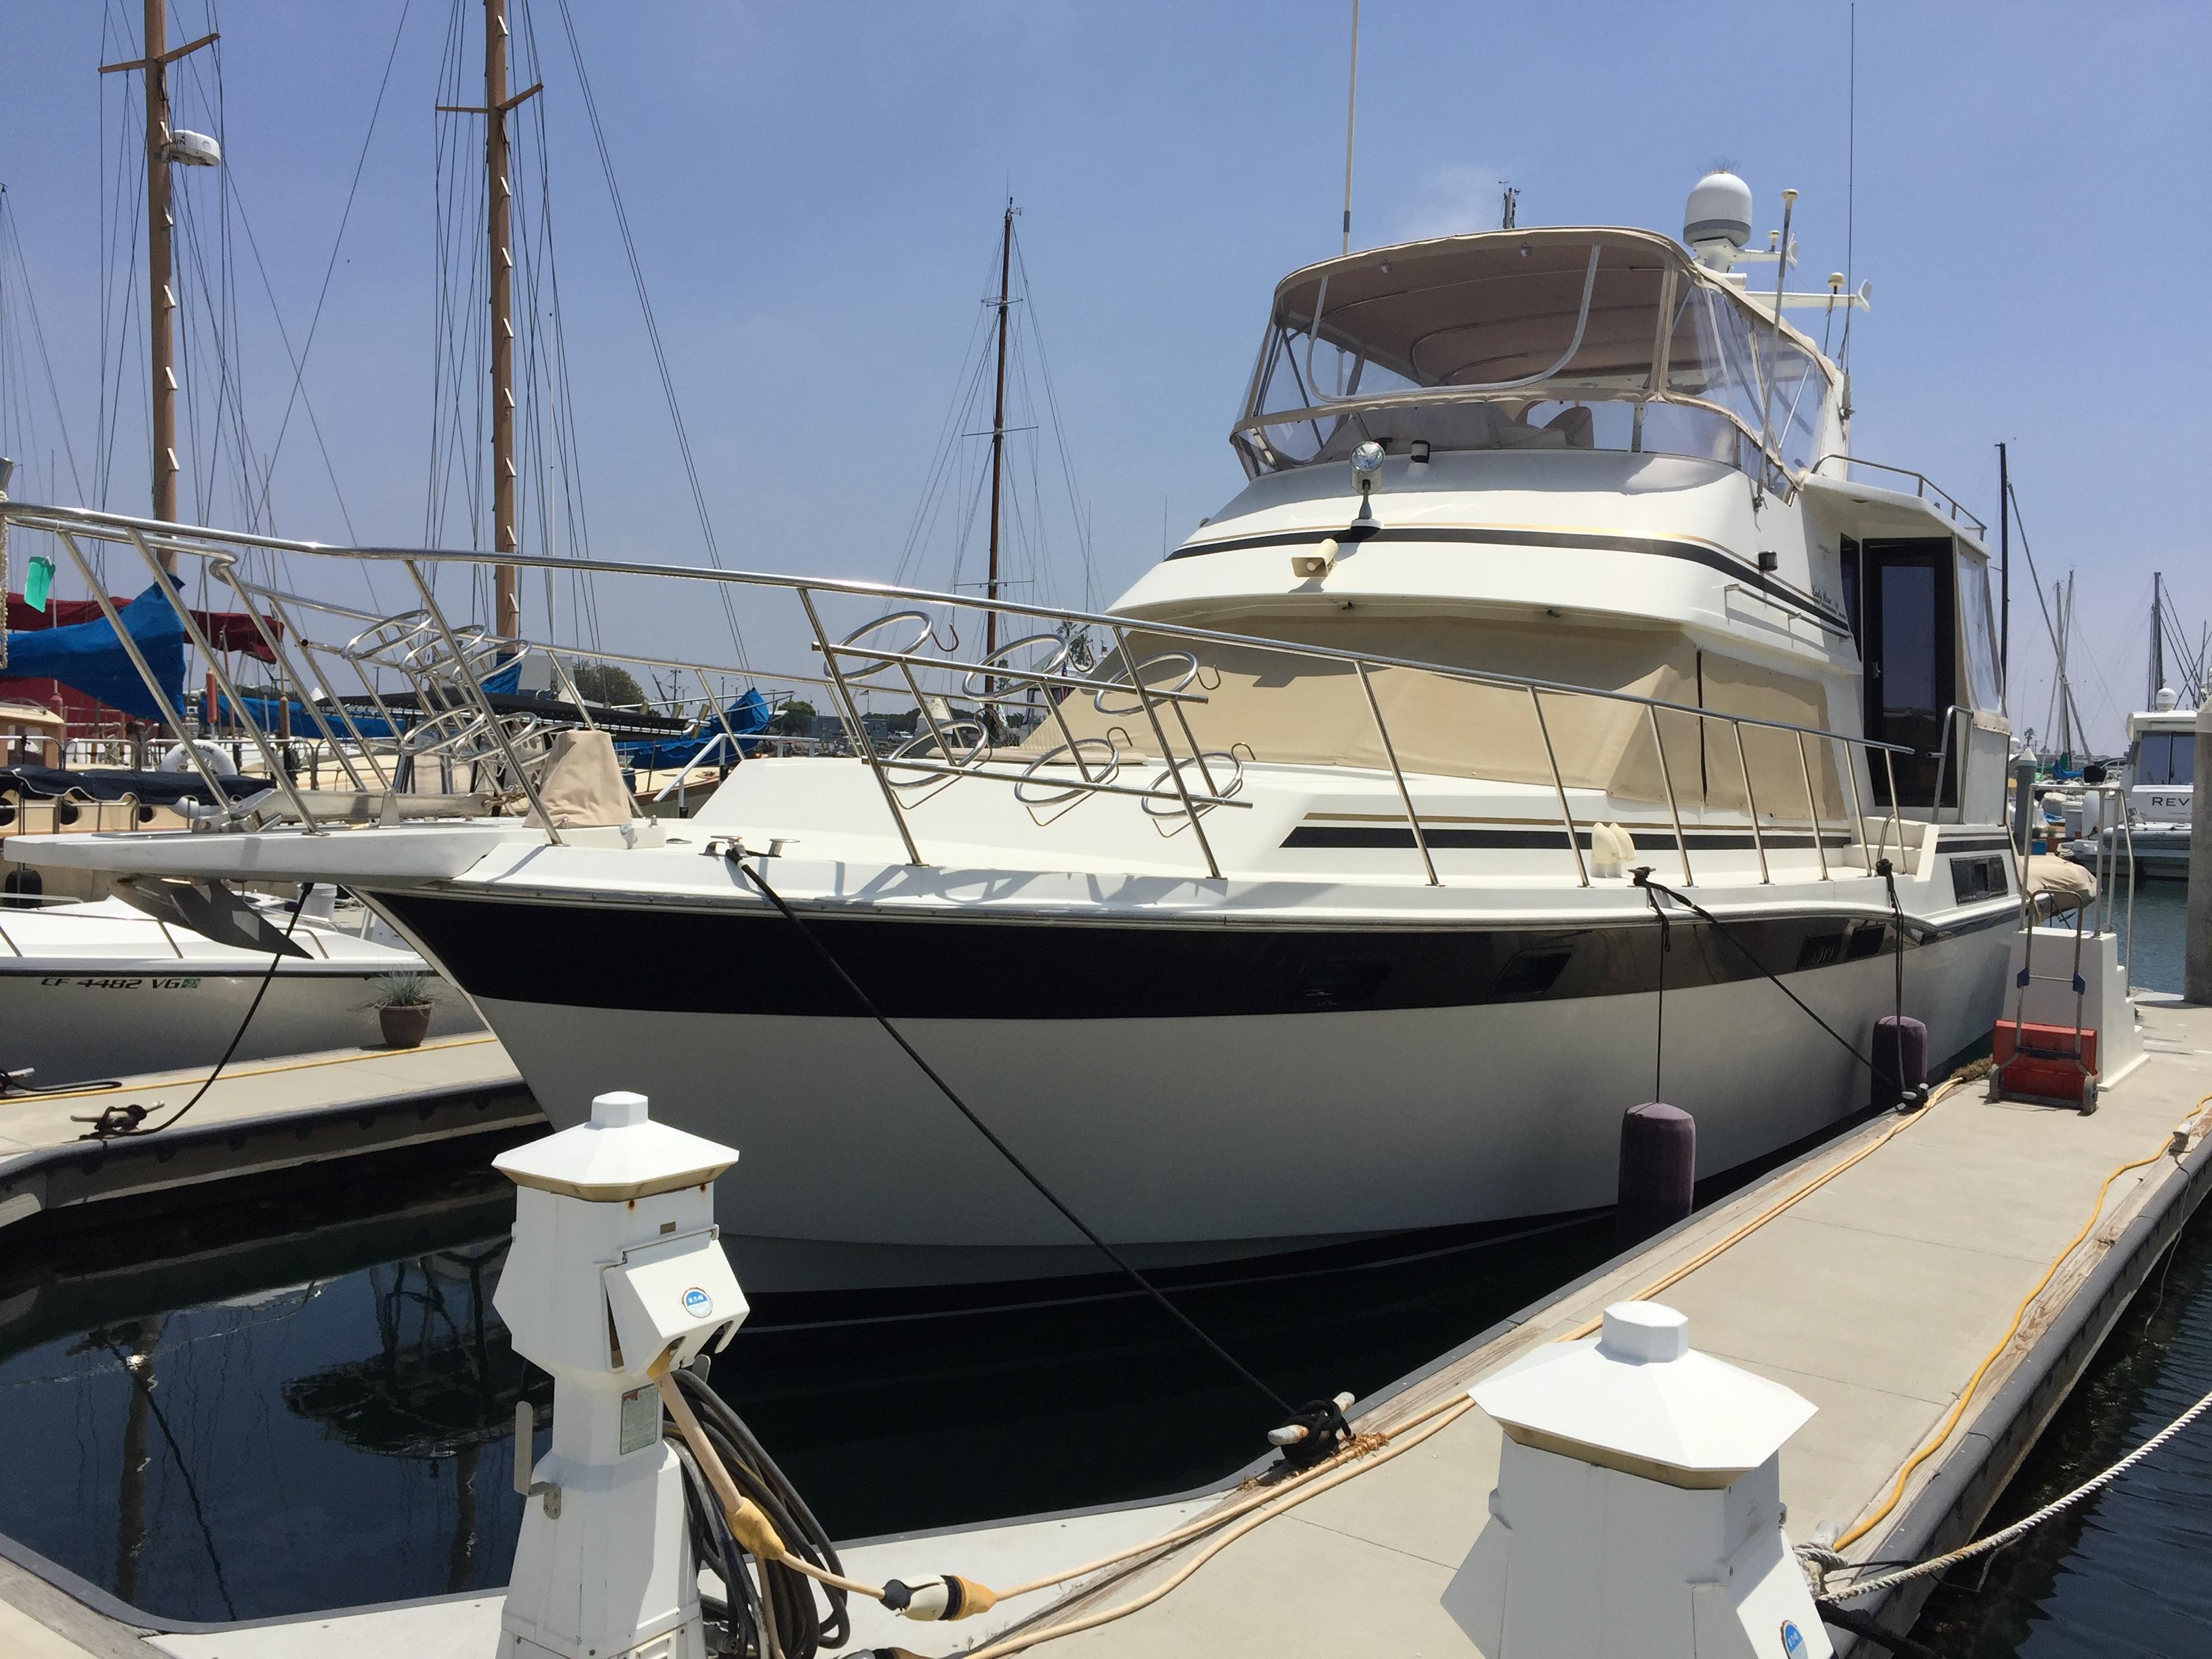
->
xmin=39 ymin=976 xmax=205 ymax=991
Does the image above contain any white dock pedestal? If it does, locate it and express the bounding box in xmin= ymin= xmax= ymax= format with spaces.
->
xmin=491 ymin=1092 xmax=747 ymax=1659
xmin=1444 ymin=1302 xmax=1832 ymax=1658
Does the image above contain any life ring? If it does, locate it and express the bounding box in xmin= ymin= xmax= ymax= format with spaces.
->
xmin=156 ymin=740 xmax=239 ymax=778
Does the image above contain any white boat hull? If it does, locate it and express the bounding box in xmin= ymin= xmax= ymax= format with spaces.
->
xmin=0 ymin=965 xmax=484 ymax=1082
xmin=459 ymin=916 xmax=2009 ymax=1291
xmin=0 ymin=899 xmax=483 ymax=1084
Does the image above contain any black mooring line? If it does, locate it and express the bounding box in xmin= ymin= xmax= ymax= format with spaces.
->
xmin=729 ymin=855 xmax=1298 ymax=1420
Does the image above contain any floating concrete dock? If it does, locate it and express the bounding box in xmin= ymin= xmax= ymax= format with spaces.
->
xmin=0 ymin=1034 xmax=537 ymax=1235
xmin=1 ymin=1004 xmax=2207 ymax=1657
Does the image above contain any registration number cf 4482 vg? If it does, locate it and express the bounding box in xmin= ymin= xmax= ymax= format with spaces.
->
xmin=40 ymin=977 xmax=205 ymax=990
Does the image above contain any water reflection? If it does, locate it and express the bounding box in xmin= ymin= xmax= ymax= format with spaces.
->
xmin=0 ymin=1167 xmax=537 ymax=1623
xmin=0 ymin=1160 xmax=1616 ymax=1623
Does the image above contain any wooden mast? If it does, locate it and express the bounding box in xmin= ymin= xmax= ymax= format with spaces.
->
xmin=100 ymin=0 xmax=216 ymax=559
xmin=486 ymin=0 xmax=519 ymax=640
xmin=983 ymin=200 xmax=1014 ymax=667
xmin=145 ymin=0 xmax=176 ymax=541
xmin=435 ymin=5 xmax=537 ymax=636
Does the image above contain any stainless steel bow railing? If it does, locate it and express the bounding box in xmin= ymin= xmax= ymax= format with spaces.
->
xmin=2 ymin=500 xmax=1920 ymax=888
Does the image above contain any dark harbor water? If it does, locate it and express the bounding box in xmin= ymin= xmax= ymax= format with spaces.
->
xmin=1 ymin=878 xmax=2201 ymax=1634
xmin=0 ymin=1157 xmax=1621 ymax=1622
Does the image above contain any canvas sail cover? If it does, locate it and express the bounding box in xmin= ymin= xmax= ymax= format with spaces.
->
xmin=1 ymin=583 xmax=187 ymax=722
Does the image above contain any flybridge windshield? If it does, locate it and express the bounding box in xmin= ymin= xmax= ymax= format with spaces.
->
xmin=1234 ymin=231 xmax=1831 ymax=485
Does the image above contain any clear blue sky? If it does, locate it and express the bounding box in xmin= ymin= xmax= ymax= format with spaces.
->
xmin=3 ymin=1 xmax=2205 ymax=747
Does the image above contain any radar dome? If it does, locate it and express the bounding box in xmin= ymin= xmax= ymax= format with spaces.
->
xmin=1683 ymin=171 xmax=1753 ymax=269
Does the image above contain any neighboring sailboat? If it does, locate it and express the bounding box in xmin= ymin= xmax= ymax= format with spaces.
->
xmin=0 ymin=3 xmax=478 ymax=1089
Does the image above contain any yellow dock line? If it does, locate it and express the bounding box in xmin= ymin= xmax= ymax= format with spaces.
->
xmin=16 ymin=1031 xmax=505 ymax=1104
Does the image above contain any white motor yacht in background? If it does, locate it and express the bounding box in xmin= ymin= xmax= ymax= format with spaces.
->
xmin=0 ymin=888 xmax=483 ymax=1086
xmin=2064 ymin=688 xmax=2197 ymax=880
xmin=14 ymin=171 xmax=2021 ymax=1290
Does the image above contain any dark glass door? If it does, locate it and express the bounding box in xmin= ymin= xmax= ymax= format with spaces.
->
xmin=1862 ymin=538 xmax=1957 ymax=808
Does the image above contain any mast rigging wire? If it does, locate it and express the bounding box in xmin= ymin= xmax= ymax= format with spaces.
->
xmin=548 ymin=0 xmax=750 ymax=665
xmin=0 ymin=189 xmax=89 ymax=499
xmin=248 ymin=0 xmax=416 ymax=541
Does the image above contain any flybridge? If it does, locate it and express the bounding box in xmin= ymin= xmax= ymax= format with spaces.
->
xmin=1234 ymin=173 xmax=1868 ymax=499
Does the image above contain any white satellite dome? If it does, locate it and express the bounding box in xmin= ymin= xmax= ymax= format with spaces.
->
xmin=1683 ymin=170 xmax=1753 ymax=269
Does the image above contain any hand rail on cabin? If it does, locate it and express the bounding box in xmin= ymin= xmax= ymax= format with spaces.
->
xmin=1926 ymin=703 xmax=1990 ymax=825
xmin=1 ymin=499 xmax=1927 ymax=888
xmin=1357 ymin=661 xmax=1437 ymax=886
xmin=1807 ymin=454 xmax=1988 ymax=537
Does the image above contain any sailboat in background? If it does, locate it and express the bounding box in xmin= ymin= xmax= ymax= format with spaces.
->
xmin=1 ymin=3 xmax=480 ymax=1088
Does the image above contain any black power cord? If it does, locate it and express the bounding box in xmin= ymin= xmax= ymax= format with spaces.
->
xmin=729 ymin=853 xmax=1298 ymax=1422
xmin=666 ymin=1359 xmax=848 ymax=1659
xmin=1641 ymin=879 xmax=1672 ymax=1101
xmin=79 ymin=897 xmax=307 ymax=1140
xmin=1814 ymin=1597 xmax=1949 ymax=1658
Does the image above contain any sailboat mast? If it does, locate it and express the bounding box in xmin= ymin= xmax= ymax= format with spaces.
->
xmin=984 ymin=200 xmax=1013 ymax=664
xmin=1996 ymin=441 xmax=2009 ymax=705
xmin=145 ymin=0 xmax=176 ymax=541
xmin=2150 ymin=571 xmax=2165 ymax=706
xmin=101 ymin=1 xmax=215 ymax=556
xmin=486 ymin=0 xmax=519 ymax=640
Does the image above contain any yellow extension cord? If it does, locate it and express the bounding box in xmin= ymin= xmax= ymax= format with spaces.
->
xmin=1832 ymin=1089 xmax=2212 ymax=1552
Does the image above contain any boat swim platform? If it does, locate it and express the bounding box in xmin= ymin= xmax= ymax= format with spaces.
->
xmin=0 ymin=1033 xmax=537 ymax=1237
xmin=3 ymin=1002 xmax=2210 ymax=1658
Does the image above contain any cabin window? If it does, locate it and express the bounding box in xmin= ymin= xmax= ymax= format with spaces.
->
xmin=2137 ymin=733 xmax=2196 ymax=785
xmin=1958 ymin=554 xmax=2001 ymax=710
xmin=1877 ymin=560 xmax=1940 ymax=714
xmin=1662 ymin=285 xmax=1825 ymax=480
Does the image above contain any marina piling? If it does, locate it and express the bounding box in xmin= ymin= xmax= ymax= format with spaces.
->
xmin=2189 ymin=703 xmax=2211 ymax=1004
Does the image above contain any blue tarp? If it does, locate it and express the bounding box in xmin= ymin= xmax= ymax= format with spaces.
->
xmin=617 ymin=689 xmax=771 ymax=769
xmin=216 ymin=693 xmax=405 ymax=740
xmin=1 ymin=582 xmax=186 ymax=722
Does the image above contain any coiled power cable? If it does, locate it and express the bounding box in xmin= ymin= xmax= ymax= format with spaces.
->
xmin=662 ymin=1358 xmax=849 ymax=1659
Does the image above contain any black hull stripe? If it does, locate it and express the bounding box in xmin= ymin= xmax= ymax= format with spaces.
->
xmin=1938 ymin=836 xmax=2019 ymax=855
xmin=371 ymin=891 xmax=2013 ymax=1021
xmin=1167 ymin=523 xmax=1851 ymax=633
xmin=1284 ymin=825 xmax=1851 ymax=852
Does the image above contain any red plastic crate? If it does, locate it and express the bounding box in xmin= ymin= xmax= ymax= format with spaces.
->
xmin=1993 ymin=1019 xmax=2100 ymax=1106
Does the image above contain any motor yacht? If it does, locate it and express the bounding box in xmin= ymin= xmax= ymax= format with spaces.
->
xmin=9 ymin=173 xmax=2021 ymax=1290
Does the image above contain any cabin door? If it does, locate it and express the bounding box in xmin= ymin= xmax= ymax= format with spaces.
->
xmin=1861 ymin=538 xmax=1957 ymax=810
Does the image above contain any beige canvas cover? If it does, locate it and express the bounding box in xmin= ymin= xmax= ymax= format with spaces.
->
xmin=1025 ymin=616 xmax=1847 ymax=821
xmin=533 ymin=727 xmax=632 ymax=828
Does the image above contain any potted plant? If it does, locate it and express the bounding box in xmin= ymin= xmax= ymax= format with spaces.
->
xmin=367 ymin=972 xmax=436 ymax=1048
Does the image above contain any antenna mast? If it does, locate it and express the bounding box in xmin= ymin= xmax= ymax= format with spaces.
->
xmin=984 ymin=200 xmax=1014 ymax=669
xmin=1340 ymin=0 xmax=1360 ymax=254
